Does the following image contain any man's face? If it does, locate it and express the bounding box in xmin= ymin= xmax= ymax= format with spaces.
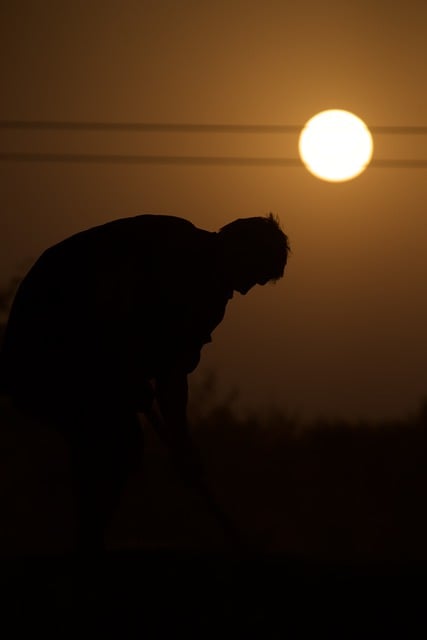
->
xmin=234 ymin=273 xmax=270 ymax=296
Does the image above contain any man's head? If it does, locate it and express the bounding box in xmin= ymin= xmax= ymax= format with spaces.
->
xmin=218 ymin=213 xmax=290 ymax=295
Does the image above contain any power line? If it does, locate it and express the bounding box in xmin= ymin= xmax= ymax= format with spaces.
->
xmin=0 ymin=152 xmax=302 ymax=166
xmin=1 ymin=120 xmax=427 ymax=135
xmin=0 ymin=121 xmax=299 ymax=133
xmin=1 ymin=151 xmax=427 ymax=168
xmin=371 ymin=159 xmax=427 ymax=168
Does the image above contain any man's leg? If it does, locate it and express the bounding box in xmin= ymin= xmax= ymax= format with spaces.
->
xmin=68 ymin=410 xmax=143 ymax=554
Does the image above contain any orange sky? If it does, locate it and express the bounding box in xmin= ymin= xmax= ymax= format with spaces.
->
xmin=1 ymin=1 xmax=427 ymax=421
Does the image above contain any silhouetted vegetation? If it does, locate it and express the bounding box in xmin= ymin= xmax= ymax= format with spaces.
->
xmin=187 ymin=373 xmax=427 ymax=563
xmin=0 ymin=276 xmax=20 ymax=346
xmin=1 ymin=368 xmax=426 ymax=564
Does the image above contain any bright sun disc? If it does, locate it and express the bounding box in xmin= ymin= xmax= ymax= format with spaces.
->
xmin=299 ymin=110 xmax=373 ymax=182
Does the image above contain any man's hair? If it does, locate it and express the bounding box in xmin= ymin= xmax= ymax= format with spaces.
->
xmin=219 ymin=213 xmax=290 ymax=281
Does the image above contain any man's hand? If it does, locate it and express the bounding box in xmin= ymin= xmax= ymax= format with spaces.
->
xmin=169 ymin=438 xmax=205 ymax=488
xmin=146 ymin=395 xmax=205 ymax=487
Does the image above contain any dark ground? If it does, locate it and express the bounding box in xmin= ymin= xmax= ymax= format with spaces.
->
xmin=2 ymin=549 xmax=426 ymax=639
xmin=1 ymin=396 xmax=427 ymax=637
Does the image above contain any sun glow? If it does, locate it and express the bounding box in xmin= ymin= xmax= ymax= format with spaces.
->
xmin=298 ymin=110 xmax=373 ymax=182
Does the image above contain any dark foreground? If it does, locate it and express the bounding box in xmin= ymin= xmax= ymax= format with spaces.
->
xmin=2 ymin=549 xmax=426 ymax=639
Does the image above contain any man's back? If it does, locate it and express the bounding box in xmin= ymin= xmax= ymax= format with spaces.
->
xmin=0 ymin=215 xmax=230 ymax=413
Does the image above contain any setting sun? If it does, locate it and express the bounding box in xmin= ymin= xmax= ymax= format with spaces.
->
xmin=298 ymin=110 xmax=374 ymax=182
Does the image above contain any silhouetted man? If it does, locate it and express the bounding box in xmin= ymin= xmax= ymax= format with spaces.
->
xmin=0 ymin=213 xmax=289 ymax=551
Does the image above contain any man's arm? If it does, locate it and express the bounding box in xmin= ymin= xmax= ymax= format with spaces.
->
xmin=149 ymin=369 xmax=204 ymax=484
xmin=148 ymin=368 xmax=244 ymax=549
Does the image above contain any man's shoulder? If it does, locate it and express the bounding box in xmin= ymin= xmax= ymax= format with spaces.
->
xmin=35 ymin=215 xmax=217 ymax=282
xmin=123 ymin=214 xmax=213 ymax=240
xmin=53 ymin=214 xmax=212 ymax=248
